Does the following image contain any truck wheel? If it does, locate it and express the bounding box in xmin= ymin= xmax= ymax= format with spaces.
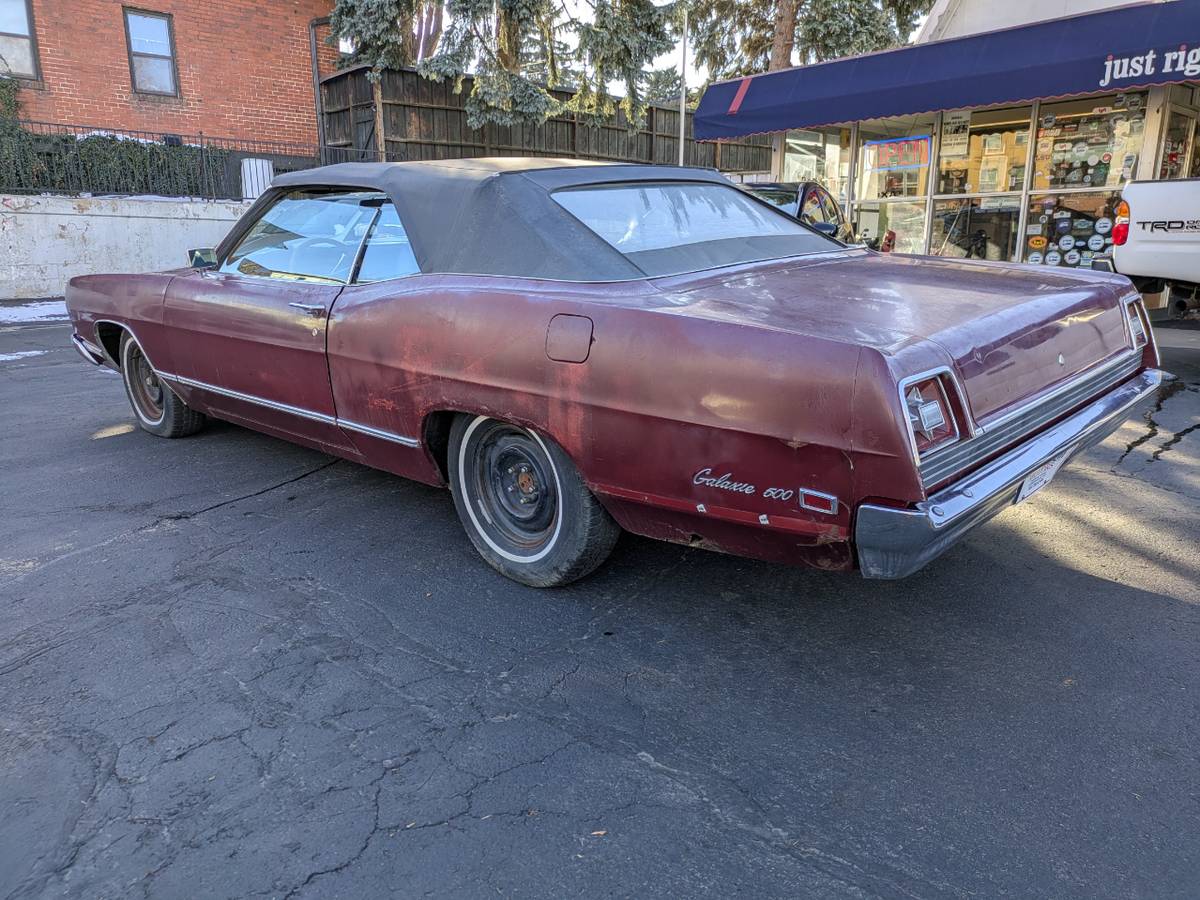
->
xmin=448 ymin=414 xmax=620 ymax=587
xmin=119 ymin=332 xmax=206 ymax=438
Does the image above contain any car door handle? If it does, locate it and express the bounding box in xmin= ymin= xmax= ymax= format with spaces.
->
xmin=288 ymin=302 xmax=327 ymax=318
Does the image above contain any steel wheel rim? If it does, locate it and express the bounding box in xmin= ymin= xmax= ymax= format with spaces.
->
xmin=465 ymin=421 xmax=561 ymax=559
xmin=127 ymin=343 xmax=165 ymax=424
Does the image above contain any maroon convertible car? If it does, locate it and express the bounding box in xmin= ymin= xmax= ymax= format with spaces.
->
xmin=66 ymin=158 xmax=1162 ymax=586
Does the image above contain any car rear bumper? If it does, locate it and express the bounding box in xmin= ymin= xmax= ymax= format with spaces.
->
xmin=855 ymin=368 xmax=1165 ymax=579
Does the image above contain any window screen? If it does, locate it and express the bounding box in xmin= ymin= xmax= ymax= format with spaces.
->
xmin=220 ymin=190 xmax=383 ymax=284
xmin=553 ymin=182 xmax=834 ymax=276
xmin=356 ymin=203 xmax=420 ymax=282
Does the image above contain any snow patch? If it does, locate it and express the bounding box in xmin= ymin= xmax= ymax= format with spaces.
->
xmin=0 ymin=350 xmax=49 ymax=362
xmin=0 ymin=300 xmax=69 ymax=322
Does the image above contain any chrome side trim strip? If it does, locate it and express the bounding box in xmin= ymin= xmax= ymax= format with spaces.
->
xmin=159 ymin=372 xmax=339 ymax=426
xmin=158 ymin=371 xmax=421 ymax=447
xmin=337 ymin=418 xmax=421 ymax=448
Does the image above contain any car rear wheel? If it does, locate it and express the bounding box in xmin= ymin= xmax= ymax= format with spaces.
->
xmin=119 ymin=332 xmax=206 ymax=438
xmin=448 ymin=415 xmax=620 ymax=587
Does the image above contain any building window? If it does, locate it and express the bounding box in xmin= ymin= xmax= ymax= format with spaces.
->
xmin=124 ymin=8 xmax=178 ymax=96
xmin=0 ymin=0 xmax=38 ymax=79
xmin=1032 ymin=94 xmax=1147 ymax=191
xmin=781 ymin=128 xmax=853 ymax=206
xmin=936 ymin=106 xmax=1032 ymax=195
xmin=853 ymin=114 xmax=936 ymax=253
xmin=1021 ymin=192 xmax=1121 ymax=269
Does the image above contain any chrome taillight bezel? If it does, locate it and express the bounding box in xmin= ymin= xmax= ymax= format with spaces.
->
xmin=897 ymin=368 xmax=972 ymax=466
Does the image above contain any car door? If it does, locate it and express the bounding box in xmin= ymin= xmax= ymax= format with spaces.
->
xmin=814 ymin=186 xmax=852 ymax=242
xmin=163 ymin=188 xmax=383 ymax=447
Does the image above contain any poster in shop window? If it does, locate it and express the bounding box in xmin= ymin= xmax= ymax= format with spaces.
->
xmin=940 ymin=111 xmax=971 ymax=159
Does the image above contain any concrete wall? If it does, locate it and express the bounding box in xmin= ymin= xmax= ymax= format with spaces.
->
xmin=917 ymin=0 xmax=1132 ymax=42
xmin=0 ymin=195 xmax=249 ymax=299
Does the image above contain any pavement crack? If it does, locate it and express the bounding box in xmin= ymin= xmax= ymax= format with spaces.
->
xmin=160 ymin=459 xmax=340 ymax=522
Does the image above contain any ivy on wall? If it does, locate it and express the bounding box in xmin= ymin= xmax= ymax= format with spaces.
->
xmin=0 ymin=77 xmax=234 ymax=199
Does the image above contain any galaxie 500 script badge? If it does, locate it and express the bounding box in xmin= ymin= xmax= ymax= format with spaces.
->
xmin=693 ymin=468 xmax=756 ymax=495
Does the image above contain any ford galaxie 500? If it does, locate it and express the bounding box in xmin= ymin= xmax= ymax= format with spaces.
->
xmin=66 ymin=158 xmax=1163 ymax=586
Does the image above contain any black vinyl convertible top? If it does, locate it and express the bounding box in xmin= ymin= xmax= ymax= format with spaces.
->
xmin=245 ymin=158 xmax=736 ymax=282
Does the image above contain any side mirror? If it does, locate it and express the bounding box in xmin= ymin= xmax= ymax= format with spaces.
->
xmin=188 ymin=248 xmax=217 ymax=268
xmin=810 ymin=221 xmax=838 ymax=236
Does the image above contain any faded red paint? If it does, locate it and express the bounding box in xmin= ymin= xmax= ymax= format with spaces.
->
xmin=64 ymin=247 xmax=1153 ymax=572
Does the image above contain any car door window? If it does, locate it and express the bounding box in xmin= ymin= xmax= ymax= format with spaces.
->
xmin=799 ymin=189 xmax=828 ymax=227
xmin=220 ymin=190 xmax=382 ymax=284
xmin=355 ymin=203 xmax=420 ymax=282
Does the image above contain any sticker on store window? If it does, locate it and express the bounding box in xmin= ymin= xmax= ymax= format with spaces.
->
xmin=1065 ymin=250 xmax=1081 ymax=266
xmin=1058 ymin=235 xmax=1076 ymax=251
xmin=1028 ymin=235 xmax=1048 ymax=250
xmin=1045 ymin=251 xmax=1062 ymax=265
xmin=1027 ymin=252 xmax=1044 ymax=264
xmin=1096 ymin=218 xmax=1113 ymax=234
xmin=1042 ymin=114 xmax=1056 ymax=127
xmin=1026 ymin=224 xmax=1043 ymax=236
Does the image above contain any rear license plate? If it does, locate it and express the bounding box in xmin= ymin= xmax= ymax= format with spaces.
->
xmin=1016 ymin=450 xmax=1071 ymax=504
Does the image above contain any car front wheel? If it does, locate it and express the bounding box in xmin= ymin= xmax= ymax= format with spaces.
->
xmin=448 ymin=415 xmax=620 ymax=587
xmin=119 ymin=332 xmax=206 ymax=438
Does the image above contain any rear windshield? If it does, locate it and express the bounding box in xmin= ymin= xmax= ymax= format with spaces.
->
xmin=552 ymin=181 xmax=835 ymax=277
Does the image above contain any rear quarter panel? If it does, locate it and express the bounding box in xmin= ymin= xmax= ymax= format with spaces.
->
xmin=328 ymin=275 xmax=874 ymax=566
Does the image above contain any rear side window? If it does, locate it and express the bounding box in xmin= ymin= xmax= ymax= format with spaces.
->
xmin=220 ymin=190 xmax=384 ymax=284
xmin=355 ymin=203 xmax=420 ymax=282
xmin=552 ymin=182 xmax=834 ymax=277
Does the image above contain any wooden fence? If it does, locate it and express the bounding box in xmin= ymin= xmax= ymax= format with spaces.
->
xmin=320 ymin=66 xmax=771 ymax=174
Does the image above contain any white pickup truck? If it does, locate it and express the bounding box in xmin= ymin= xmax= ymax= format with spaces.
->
xmin=1094 ymin=178 xmax=1200 ymax=317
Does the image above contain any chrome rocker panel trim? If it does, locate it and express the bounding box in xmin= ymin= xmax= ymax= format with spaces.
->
xmin=71 ymin=333 xmax=106 ymax=366
xmin=856 ymin=368 xmax=1165 ymax=580
xmin=158 ymin=372 xmax=420 ymax=449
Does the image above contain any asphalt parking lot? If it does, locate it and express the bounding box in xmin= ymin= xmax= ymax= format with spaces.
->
xmin=2 ymin=309 xmax=1199 ymax=899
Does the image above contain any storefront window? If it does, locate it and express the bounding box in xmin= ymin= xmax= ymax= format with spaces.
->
xmin=856 ymin=115 xmax=936 ymax=199
xmin=1032 ymin=94 xmax=1147 ymax=191
xmin=1021 ymin=192 xmax=1120 ymax=268
xmin=852 ymin=201 xmax=927 ymax=254
xmin=782 ymin=128 xmax=852 ymax=204
xmin=930 ymin=197 xmax=1022 ymax=261
xmin=936 ymin=107 xmax=1032 ymax=194
xmin=1159 ymin=110 xmax=1196 ymax=179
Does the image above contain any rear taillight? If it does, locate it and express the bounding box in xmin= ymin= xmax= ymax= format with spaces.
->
xmin=904 ymin=376 xmax=959 ymax=455
xmin=1127 ymin=299 xmax=1148 ymax=349
xmin=1113 ymin=199 xmax=1130 ymax=246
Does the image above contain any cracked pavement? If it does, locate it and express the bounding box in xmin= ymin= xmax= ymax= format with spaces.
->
xmin=1 ymin=319 xmax=1198 ymax=899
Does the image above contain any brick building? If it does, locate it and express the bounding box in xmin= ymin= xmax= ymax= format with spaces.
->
xmin=1 ymin=0 xmax=338 ymax=145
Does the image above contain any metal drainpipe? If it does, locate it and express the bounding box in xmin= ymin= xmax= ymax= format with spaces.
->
xmin=309 ymin=17 xmax=329 ymax=157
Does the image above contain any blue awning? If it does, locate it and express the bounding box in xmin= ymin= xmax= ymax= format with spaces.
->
xmin=694 ymin=1 xmax=1200 ymax=140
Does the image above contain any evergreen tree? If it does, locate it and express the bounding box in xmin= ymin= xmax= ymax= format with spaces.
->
xmin=690 ymin=0 xmax=933 ymax=79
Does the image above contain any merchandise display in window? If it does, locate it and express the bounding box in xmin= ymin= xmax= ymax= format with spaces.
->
xmin=1022 ymin=193 xmax=1120 ymax=267
xmin=931 ymin=197 xmax=1021 ymax=261
xmin=1032 ymin=94 xmax=1146 ymax=191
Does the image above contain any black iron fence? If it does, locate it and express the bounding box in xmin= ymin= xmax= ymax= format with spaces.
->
xmin=0 ymin=121 xmax=381 ymax=200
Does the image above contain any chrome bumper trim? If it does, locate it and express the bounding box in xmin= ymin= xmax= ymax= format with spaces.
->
xmin=856 ymin=368 xmax=1165 ymax=579
xmin=71 ymin=333 xmax=105 ymax=366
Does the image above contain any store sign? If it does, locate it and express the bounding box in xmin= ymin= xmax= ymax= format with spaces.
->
xmin=865 ymin=135 xmax=931 ymax=171
xmin=1099 ymin=46 xmax=1200 ymax=88
xmin=940 ymin=112 xmax=971 ymax=159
